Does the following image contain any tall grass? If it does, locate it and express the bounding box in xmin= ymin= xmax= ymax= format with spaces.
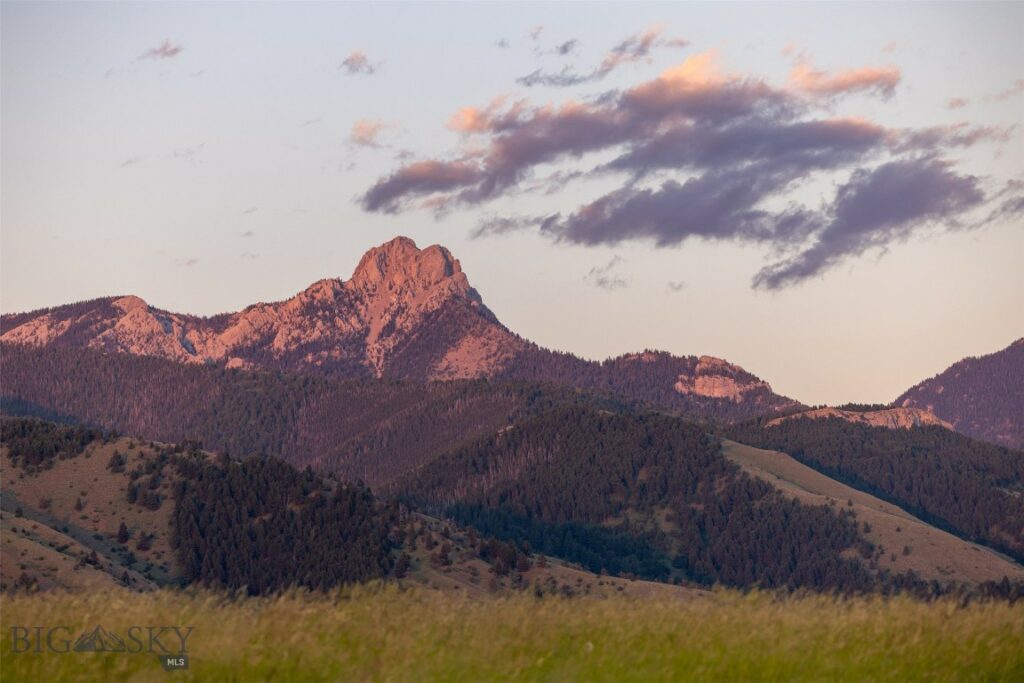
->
xmin=2 ymin=584 xmax=1022 ymax=682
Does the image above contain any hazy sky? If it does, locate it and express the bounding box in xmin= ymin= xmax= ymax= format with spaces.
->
xmin=2 ymin=2 xmax=1022 ymax=406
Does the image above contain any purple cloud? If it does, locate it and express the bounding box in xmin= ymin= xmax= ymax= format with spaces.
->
xmin=361 ymin=49 xmax=1018 ymax=289
xmin=518 ymin=27 xmax=685 ymax=88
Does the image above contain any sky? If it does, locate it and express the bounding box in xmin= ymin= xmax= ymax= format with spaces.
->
xmin=2 ymin=1 xmax=1022 ymax=406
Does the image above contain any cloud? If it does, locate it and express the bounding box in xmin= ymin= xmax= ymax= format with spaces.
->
xmin=991 ymin=79 xmax=1024 ymax=101
xmin=666 ymin=280 xmax=687 ymax=293
xmin=471 ymin=214 xmax=551 ymax=238
xmin=361 ymin=48 xmax=1017 ymax=288
xmin=518 ymin=27 xmax=686 ymax=88
xmin=341 ymin=51 xmax=378 ymax=75
xmin=496 ymin=39 xmax=511 ymax=49
xmin=241 ymin=230 xmax=255 ymax=237
xmin=363 ymin=160 xmax=482 ymax=212
xmin=530 ymin=25 xmax=544 ymax=41
xmin=138 ymin=40 xmax=183 ymax=61
xmin=350 ymin=119 xmax=392 ymax=148
xmin=946 ymin=97 xmax=969 ymax=110
xmin=752 ymin=158 xmax=986 ymax=289
xmin=585 ymin=256 xmax=629 ymax=290
xmin=182 ymin=258 xmax=199 ymax=268
xmin=554 ymin=39 xmax=579 ymax=56
xmin=787 ymin=54 xmax=900 ymax=98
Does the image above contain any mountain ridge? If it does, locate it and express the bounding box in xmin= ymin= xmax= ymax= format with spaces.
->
xmin=896 ymin=337 xmax=1024 ymax=448
xmin=1 ymin=236 xmax=796 ymax=422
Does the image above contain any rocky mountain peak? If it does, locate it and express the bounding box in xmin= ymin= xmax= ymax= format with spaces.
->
xmin=349 ymin=236 xmax=470 ymax=297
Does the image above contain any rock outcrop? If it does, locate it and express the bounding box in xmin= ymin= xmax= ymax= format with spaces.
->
xmin=766 ymin=407 xmax=953 ymax=431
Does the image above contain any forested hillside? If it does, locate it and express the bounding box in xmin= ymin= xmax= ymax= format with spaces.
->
xmin=1 ymin=417 xmax=397 ymax=593
xmin=0 ymin=343 xmax=593 ymax=487
xmin=397 ymin=406 xmax=878 ymax=591
xmin=727 ymin=417 xmax=1024 ymax=563
xmin=896 ymin=338 xmax=1024 ymax=448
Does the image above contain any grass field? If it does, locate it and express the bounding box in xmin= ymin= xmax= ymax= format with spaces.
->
xmin=3 ymin=585 xmax=1023 ymax=682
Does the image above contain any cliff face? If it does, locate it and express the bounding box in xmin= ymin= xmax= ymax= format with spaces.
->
xmin=766 ymin=407 xmax=953 ymax=431
xmin=0 ymin=237 xmax=525 ymax=380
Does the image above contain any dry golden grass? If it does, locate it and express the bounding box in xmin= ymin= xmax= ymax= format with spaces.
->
xmin=2 ymin=585 xmax=1022 ymax=682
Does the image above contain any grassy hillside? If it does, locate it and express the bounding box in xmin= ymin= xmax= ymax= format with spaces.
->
xmin=726 ymin=418 xmax=1024 ymax=563
xmin=2 ymin=417 xmax=695 ymax=599
xmin=2 ymin=586 xmax=1022 ymax=682
xmin=721 ymin=440 xmax=1024 ymax=583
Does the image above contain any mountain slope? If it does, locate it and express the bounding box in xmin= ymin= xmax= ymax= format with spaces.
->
xmin=721 ymin=440 xmax=1024 ymax=584
xmin=0 ymin=236 xmax=796 ymax=422
xmin=395 ymin=405 xmax=888 ymax=591
xmin=896 ymin=338 xmax=1024 ymax=448
xmin=726 ymin=416 xmax=1024 ymax=564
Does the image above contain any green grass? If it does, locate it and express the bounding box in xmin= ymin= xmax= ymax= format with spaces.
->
xmin=2 ymin=584 xmax=1022 ymax=682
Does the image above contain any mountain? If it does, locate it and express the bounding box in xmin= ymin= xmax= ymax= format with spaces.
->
xmin=0 ymin=237 xmax=519 ymax=381
xmin=0 ymin=236 xmax=796 ymax=422
xmin=895 ymin=338 xmax=1024 ymax=448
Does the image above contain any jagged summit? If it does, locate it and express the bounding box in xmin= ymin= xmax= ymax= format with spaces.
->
xmin=351 ymin=237 xmax=464 ymax=290
xmin=0 ymin=236 xmax=798 ymax=421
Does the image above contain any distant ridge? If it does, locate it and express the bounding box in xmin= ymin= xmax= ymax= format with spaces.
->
xmin=896 ymin=338 xmax=1024 ymax=448
xmin=1 ymin=236 xmax=797 ymax=422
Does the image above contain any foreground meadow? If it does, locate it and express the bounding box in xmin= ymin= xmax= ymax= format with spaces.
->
xmin=2 ymin=584 xmax=1022 ymax=682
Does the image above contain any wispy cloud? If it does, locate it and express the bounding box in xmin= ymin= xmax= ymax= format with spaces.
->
xmin=138 ymin=40 xmax=183 ymax=61
xmin=946 ymin=97 xmax=969 ymax=110
xmin=786 ymin=52 xmax=900 ymax=99
xmin=349 ymin=119 xmax=392 ymax=148
xmin=585 ymin=256 xmax=629 ymax=290
xmin=518 ymin=26 xmax=686 ymax=88
xmin=340 ymin=51 xmax=379 ymax=75
xmin=554 ymin=39 xmax=579 ymax=56
xmin=666 ymin=280 xmax=687 ymax=293
xmin=991 ymin=79 xmax=1024 ymax=101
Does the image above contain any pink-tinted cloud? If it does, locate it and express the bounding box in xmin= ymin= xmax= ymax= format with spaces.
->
xmin=787 ymin=56 xmax=900 ymax=98
xmin=350 ymin=120 xmax=392 ymax=148
xmin=138 ymin=40 xmax=183 ymax=61
xmin=991 ymin=79 xmax=1024 ymax=101
xmin=362 ymin=49 xmax=1016 ymax=288
xmin=946 ymin=97 xmax=969 ymax=110
xmin=341 ymin=51 xmax=378 ymax=75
